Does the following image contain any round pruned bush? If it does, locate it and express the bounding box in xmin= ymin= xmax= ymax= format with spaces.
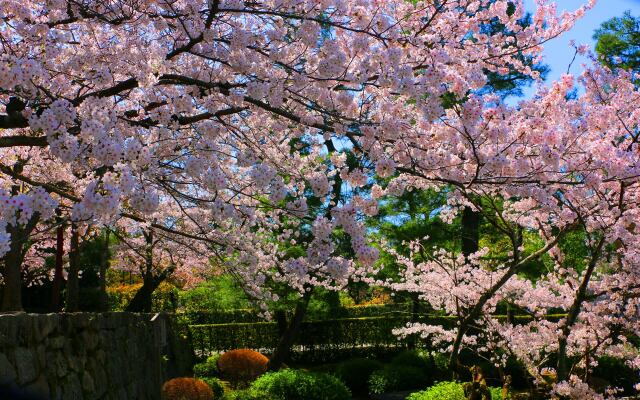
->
xmin=217 ymin=349 xmax=269 ymax=387
xmin=247 ymin=369 xmax=351 ymax=400
xmin=334 ymin=358 xmax=383 ymax=395
xmin=368 ymin=364 xmax=429 ymax=395
xmin=406 ymin=381 xmax=503 ymax=400
xmin=162 ymin=377 xmax=215 ymax=400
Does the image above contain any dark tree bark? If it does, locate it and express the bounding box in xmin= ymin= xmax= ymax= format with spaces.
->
xmin=1 ymin=215 xmax=39 ymax=312
xmin=98 ymin=230 xmax=110 ymax=311
xmin=50 ymin=215 xmax=65 ymax=312
xmin=65 ymin=223 xmax=80 ymax=312
xmin=125 ymin=229 xmax=175 ymax=313
xmin=275 ymin=309 xmax=288 ymax=336
xmin=446 ymin=205 xmax=481 ymax=376
xmin=407 ymin=292 xmax=421 ymax=350
xmin=461 ymin=206 xmax=480 ymax=257
xmin=124 ymin=265 xmax=174 ymax=312
xmin=268 ymin=290 xmax=312 ymax=371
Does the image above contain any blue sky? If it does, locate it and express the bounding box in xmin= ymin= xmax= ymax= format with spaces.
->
xmin=520 ymin=0 xmax=640 ymax=98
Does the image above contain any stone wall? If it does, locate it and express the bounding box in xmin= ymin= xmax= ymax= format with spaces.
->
xmin=0 ymin=312 xmax=192 ymax=400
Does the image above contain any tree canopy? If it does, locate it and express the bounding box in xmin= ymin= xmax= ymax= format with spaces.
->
xmin=1 ymin=1 xmax=640 ymax=397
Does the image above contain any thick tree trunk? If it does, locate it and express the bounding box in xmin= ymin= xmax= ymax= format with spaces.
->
xmin=125 ymin=274 xmax=155 ymax=312
xmin=1 ymin=239 xmax=24 ymax=312
xmin=98 ymin=230 xmax=110 ymax=311
xmin=447 ymin=205 xmax=482 ymax=376
xmin=275 ymin=309 xmax=288 ymax=336
xmin=124 ymin=266 xmax=174 ymax=312
xmin=407 ymin=293 xmax=420 ymax=350
xmin=65 ymin=224 xmax=80 ymax=312
xmin=268 ymin=291 xmax=312 ymax=371
xmin=461 ymin=206 xmax=480 ymax=257
xmin=1 ymin=216 xmax=39 ymax=312
xmin=50 ymin=219 xmax=65 ymax=312
xmin=126 ymin=229 xmax=159 ymax=312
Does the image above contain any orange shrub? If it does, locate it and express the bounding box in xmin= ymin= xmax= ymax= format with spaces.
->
xmin=162 ymin=377 xmax=214 ymax=400
xmin=216 ymin=349 xmax=269 ymax=387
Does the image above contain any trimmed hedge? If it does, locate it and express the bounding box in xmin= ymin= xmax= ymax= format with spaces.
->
xmin=189 ymin=316 xmax=457 ymax=361
xmin=190 ymin=322 xmax=279 ymax=356
xmin=181 ymin=305 xmax=565 ymax=326
xmin=181 ymin=304 xmax=413 ymax=325
xmin=182 ymin=310 xmax=264 ymax=325
xmin=189 ymin=314 xmax=567 ymax=363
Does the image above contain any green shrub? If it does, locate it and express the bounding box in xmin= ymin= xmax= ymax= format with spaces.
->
xmin=390 ymin=350 xmax=431 ymax=371
xmin=406 ymin=381 xmax=503 ymax=400
xmin=194 ymin=354 xmax=222 ymax=378
xmin=490 ymin=387 xmax=503 ymax=399
xmin=200 ymin=376 xmax=225 ymax=398
xmin=429 ymin=352 xmax=451 ymax=381
xmin=406 ymin=381 xmax=464 ymax=400
xmin=247 ymin=369 xmax=351 ymax=400
xmin=368 ymin=365 xmax=429 ymax=395
xmin=334 ymin=358 xmax=383 ymax=394
xmin=592 ymin=356 xmax=639 ymax=394
xmin=222 ymin=390 xmax=253 ymax=400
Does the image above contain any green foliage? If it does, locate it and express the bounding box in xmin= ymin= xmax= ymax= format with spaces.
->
xmin=222 ymin=390 xmax=253 ymax=400
xmin=406 ymin=381 xmax=464 ymax=400
xmin=406 ymin=381 xmax=503 ymax=400
xmin=390 ymin=350 xmax=431 ymax=371
xmin=300 ymin=288 xmax=342 ymax=321
xmin=594 ymin=11 xmax=640 ymax=72
xmin=194 ymin=354 xmax=222 ymax=378
xmin=179 ymin=275 xmax=250 ymax=313
xmin=199 ymin=376 xmax=225 ymax=399
xmin=431 ymin=352 xmax=450 ymax=375
xmin=245 ymin=369 xmax=351 ymax=400
xmin=333 ymin=358 xmax=383 ymax=394
xmin=368 ymin=365 xmax=429 ymax=395
xmin=592 ymin=356 xmax=639 ymax=395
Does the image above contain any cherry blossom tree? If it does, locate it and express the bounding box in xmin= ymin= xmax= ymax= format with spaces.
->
xmin=5 ymin=0 xmax=640 ymax=395
xmin=374 ymin=63 xmax=640 ymax=397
